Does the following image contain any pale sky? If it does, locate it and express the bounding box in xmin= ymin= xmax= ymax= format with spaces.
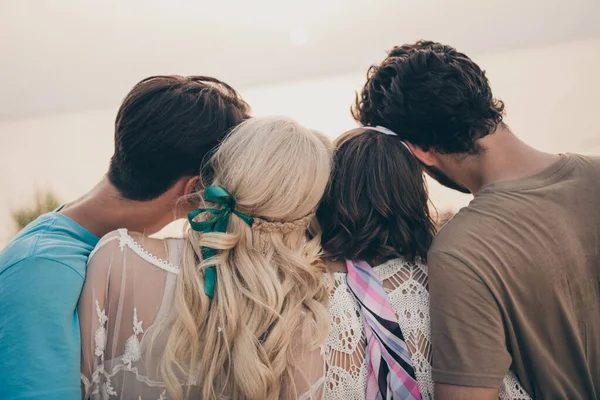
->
xmin=1 ymin=2 xmax=599 ymax=246
xmin=1 ymin=0 xmax=599 ymax=117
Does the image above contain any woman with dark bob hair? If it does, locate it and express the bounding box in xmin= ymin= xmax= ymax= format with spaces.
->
xmin=316 ymin=126 xmax=529 ymax=399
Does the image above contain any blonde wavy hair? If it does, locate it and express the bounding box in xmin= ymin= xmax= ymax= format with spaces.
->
xmin=160 ymin=116 xmax=333 ymax=399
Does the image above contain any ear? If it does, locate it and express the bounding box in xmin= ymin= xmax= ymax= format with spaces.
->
xmin=183 ymin=176 xmax=201 ymax=197
xmin=171 ymin=176 xmax=201 ymax=219
xmin=406 ymin=142 xmax=436 ymax=167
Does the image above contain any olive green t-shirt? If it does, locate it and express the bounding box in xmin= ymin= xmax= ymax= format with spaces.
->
xmin=429 ymin=154 xmax=600 ymax=399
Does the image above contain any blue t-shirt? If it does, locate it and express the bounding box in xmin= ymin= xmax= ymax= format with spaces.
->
xmin=0 ymin=212 xmax=99 ymax=400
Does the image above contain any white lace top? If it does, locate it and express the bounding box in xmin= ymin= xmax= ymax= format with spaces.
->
xmin=322 ymin=259 xmax=531 ymax=400
xmin=80 ymin=229 xmax=531 ymax=399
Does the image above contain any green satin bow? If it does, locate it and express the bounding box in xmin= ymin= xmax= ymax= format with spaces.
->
xmin=188 ymin=185 xmax=254 ymax=298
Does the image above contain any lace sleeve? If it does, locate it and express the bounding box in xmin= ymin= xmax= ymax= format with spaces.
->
xmin=290 ymin=345 xmax=325 ymax=400
xmin=282 ymin=317 xmax=326 ymax=400
xmin=79 ymin=231 xmax=122 ymax=399
xmin=323 ymin=273 xmax=368 ymax=400
xmin=78 ymin=230 xmax=178 ymax=399
xmin=499 ymin=372 xmax=532 ymax=400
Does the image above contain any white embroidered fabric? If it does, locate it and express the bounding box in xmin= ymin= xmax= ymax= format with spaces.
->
xmin=79 ymin=229 xmax=323 ymax=400
xmin=80 ymin=230 xmax=530 ymax=399
xmin=322 ymin=258 xmax=531 ymax=400
xmin=80 ymin=229 xmax=182 ymax=400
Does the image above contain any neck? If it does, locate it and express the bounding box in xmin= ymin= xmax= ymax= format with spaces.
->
xmin=60 ymin=176 xmax=177 ymax=238
xmin=459 ymin=125 xmax=560 ymax=193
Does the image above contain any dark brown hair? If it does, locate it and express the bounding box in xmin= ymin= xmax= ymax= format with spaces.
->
xmin=317 ymin=129 xmax=436 ymax=264
xmin=352 ymin=40 xmax=504 ymax=155
xmin=108 ymin=75 xmax=250 ymax=201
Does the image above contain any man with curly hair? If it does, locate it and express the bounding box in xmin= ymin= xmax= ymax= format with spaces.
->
xmin=354 ymin=41 xmax=600 ymax=399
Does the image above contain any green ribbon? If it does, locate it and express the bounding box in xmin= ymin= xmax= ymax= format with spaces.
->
xmin=188 ymin=186 xmax=254 ymax=298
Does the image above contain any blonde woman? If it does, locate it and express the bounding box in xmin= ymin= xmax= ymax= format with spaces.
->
xmin=79 ymin=116 xmax=332 ymax=399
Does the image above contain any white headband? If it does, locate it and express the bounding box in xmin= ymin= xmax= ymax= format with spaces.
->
xmin=360 ymin=126 xmax=413 ymax=154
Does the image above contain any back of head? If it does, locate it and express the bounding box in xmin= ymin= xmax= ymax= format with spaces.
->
xmin=353 ymin=40 xmax=504 ymax=155
xmin=211 ymin=116 xmax=331 ymax=222
xmin=108 ymin=75 xmax=250 ymax=201
xmin=163 ymin=116 xmax=333 ymax=400
xmin=318 ymin=129 xmax=436 ymax=264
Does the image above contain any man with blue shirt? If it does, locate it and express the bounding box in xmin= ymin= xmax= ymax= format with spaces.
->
xmin=0 ymin=75 xmax=250 ymax=400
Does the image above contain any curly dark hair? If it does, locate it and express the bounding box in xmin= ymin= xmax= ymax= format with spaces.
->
xmin=317 ymin=129 xmax=436 ymax=264
xmin=352 ymin=40 xmax=505 ymax=154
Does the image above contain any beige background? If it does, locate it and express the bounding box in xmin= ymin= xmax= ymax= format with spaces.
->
xmin=1 ymin=1 xmax=599 ymax=247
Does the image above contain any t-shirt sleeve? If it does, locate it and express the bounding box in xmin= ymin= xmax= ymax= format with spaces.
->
xmin=428 ymin=249 xmax=511 ymax=388
xmin=0 ymin=257 xmax=84 ymax=399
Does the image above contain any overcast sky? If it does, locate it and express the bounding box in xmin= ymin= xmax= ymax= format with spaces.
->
xmin=1 ymin=0 xmax=599 ymax=118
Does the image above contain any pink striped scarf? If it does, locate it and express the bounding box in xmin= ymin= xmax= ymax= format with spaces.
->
xmin=345 ymin=259 xmax=422 ymax=400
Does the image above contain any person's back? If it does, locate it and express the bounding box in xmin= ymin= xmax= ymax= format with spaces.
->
xmin=353 ymin=40 xmax=600 ymax=398
xmin=429 ymin=154 xmax=600 ymax=398
xmin=0 ymin=75 xmax=250 ymax=400
xmin=79 ymin=230 xmax=186 ymax=399
xmin=317 ymin=127 xmax=531 ymax=400
xmin=79 ymin=116 xmax=334 ymax=400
